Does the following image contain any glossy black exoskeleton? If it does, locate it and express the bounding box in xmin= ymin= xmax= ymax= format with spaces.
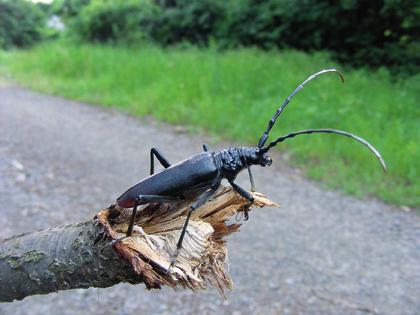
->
xmin=115 ymin=69 xmax=387 ymax=268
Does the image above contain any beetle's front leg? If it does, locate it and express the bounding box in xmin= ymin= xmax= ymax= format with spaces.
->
xmin=247 ymin=166 xmax=256 ymax=192
xmin=229 ymin=180 xmax=254 ymax=220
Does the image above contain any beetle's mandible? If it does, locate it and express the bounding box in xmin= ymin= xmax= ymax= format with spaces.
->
xmin=114 ymin=69 xmax=387 ymax=269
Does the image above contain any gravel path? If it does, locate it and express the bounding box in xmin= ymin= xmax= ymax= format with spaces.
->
xmin=0 ymin=85 xmax=419 ymax=315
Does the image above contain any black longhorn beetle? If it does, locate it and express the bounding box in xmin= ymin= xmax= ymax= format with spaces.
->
xmin=114 ymin=69 xmax=387 ymax=268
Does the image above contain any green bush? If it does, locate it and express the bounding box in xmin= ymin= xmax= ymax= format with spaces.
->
xmin=50 ymin=0 xmax=90 ymax=20
xmin=68 ymin=0 xmax=226 ymax=46
xmin=221 ymin=0 xmax=419 ymax=74
xmin=69 ymin=0 xmax=157 ymax=44
xmin=149 ymin=0 xmax=226 ymax=46
xmin=0 ymin=0 xmax=46 ymax=49
xmin=64 ymin=0 xmax=419 ymax=74
xmin=155 ymin=0 xmax=419 ymax=74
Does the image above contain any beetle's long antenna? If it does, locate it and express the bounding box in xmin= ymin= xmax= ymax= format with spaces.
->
xmin=261 ymin=129 xmax=387 ymax=172
xmin=257 ymin=69 xmax=344 ymax=148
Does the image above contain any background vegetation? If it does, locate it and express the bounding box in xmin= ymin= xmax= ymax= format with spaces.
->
xmin=0 ymin=0 xmax=418 ymax=207
xmin=2 ymin=43 xmax=418 ymax=206
xmin=2 ymin=0 xmax=418 ymax=73
xmin=0 ymin=0 xmax=45 ymax=49
xmin=66 ymin=0 xmax=419 ymax=75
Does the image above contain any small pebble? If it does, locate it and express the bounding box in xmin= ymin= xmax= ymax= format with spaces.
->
xmin=16 ymin=173 xmax=27 ymax=182
xmin=11 ymin=159 xmax=24 ymax=171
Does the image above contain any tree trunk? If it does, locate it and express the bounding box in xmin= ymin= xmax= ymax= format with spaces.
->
xmin=0 ymin=187 xmax=277 ymax=302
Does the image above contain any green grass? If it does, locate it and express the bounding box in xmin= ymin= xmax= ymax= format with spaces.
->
xmin=1 ymin=42 xmax=419 ymax=207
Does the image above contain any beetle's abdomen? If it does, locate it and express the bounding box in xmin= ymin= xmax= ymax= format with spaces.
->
xmin=117 ymin=152 xmax=218 ymax=208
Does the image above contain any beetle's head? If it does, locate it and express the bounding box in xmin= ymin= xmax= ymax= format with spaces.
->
xmin=258 ymin=149 xmax=273 ymax=167
xmin=245 ymin=147 xmax=272 ymax=167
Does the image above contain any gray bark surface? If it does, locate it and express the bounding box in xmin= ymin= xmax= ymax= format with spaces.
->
xmin=0 ymin=85 xmax=419 ymax=314
xmin=0 ymin=221 xmax=141 ymax=302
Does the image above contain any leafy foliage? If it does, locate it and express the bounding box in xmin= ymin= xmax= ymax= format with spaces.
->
xmin=149 ymin=0 xmax=226 ymax=46
xmin=157 ymin=0 xmax=419 ymax=74
xmin=64 ymin=0 xmax=419 ymax=74
xmin=50 ymin=0 xmax=91 ymax=20
xmin=68 ymin=0 xmax=158 ymax=44
xmin=0 ymin=0 xmax=45 ymax=49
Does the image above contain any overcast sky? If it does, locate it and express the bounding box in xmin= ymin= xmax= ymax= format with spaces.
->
xmin=31 ymin=0 xmax=53 ymax=3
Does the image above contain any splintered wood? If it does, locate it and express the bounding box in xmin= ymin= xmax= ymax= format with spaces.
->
xmin=95 ymin=186 xmax=278 ymax=295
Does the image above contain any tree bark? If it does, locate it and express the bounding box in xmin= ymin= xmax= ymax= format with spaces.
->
xmin=0 ymin=221 xmax=142 ymax=302
xmin=0 ymin=186 xmax=277 ymax=302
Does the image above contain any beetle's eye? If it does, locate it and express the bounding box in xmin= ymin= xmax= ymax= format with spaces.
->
xmin=262 ymin=155 xmax=272 ymax=166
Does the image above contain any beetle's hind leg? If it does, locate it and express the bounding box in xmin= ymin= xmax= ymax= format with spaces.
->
xmin=126 ymin=195 xmax=182 ymax=237
xmin=150 ymin=148 xmax=171 ymax=175
xmin=169 ymin=188 xmax=217 ymax=269
xmin=102 ymin=195 xmax=183 ymax=252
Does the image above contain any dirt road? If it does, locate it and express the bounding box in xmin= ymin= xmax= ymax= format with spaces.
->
xmin=1 ymin=85 xmax=419 ymax=314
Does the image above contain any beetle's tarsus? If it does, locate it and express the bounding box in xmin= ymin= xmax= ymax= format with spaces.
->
xmin=169 ymin=248 xmax=180 ymax=270
xmin=243 ymin=203 xmax=252 ymax=221
xmin=112 ymin=236 xmax=128 ymax=245
xmin=100 ymin=235 xmax=128 ymax=253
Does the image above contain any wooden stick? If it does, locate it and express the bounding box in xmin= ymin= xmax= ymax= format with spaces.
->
xmin=0 ymin=186 xmax=277 ymax=302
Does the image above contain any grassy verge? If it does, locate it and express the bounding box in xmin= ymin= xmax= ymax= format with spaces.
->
xmin=1 ymin=42 xmax=418 ymax=207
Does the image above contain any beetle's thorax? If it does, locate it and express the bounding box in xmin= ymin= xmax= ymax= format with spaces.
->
xmin=214 ymin=147 xmax=259 ymax=181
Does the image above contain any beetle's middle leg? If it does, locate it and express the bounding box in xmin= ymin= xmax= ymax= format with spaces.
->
xmin=170 ymin=187 xmax=218 ymax=268
xmin=150 ymin=148 xmax=171 ymax=175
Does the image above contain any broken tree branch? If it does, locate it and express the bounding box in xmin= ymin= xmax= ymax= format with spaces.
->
xmin=0 ymin=186 xmax=277 ymax=302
